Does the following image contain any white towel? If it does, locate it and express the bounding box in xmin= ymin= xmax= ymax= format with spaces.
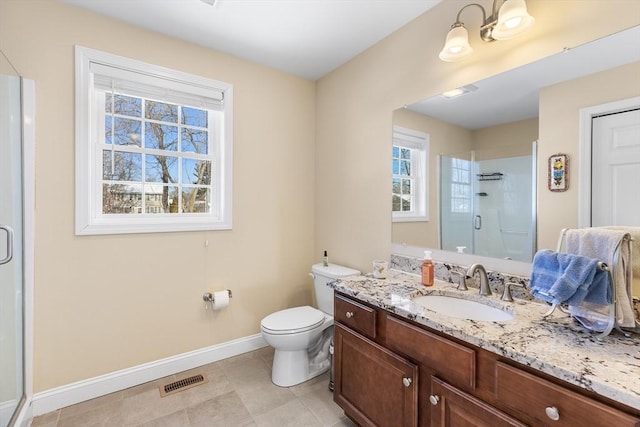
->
xmin=603 ymin=226 xmax=640 ymax=278
xmin=566 ymin=228 xmax=635 ymax=328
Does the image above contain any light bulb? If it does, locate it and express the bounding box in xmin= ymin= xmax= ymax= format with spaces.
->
xmin=504 ymin=16 xmax=522 ymax=29
xmin=492 ymin=0 xmax=534 ymax=40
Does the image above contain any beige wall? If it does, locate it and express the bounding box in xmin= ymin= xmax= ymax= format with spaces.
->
xmin=473 ymin=118 xmax=538 ymax=158
xmin=316 ymin=0 xmax=640 ymax=274
xmin=0 ymin=55 xmax=18 ymax=76
xmin=538 ymin=61 xmax=640 ymax=250
xmin=1 ymin=0 xmax=316 ymax=392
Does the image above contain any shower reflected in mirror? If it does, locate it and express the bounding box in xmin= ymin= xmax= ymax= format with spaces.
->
xmin=439 ymin=145 xmax=536 ymax=262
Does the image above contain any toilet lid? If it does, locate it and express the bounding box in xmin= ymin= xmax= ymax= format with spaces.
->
xmin=261 ymin=306 xmax=325 ymax=334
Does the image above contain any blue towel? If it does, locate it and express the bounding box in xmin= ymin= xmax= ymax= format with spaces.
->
xmin=529 ymin=250 xmax=611 ymax=305
xmin=573 ymin=266 xmax=611 ymax=306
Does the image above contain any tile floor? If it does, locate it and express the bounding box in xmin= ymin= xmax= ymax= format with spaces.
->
xmin=31 ymin=347 xmax=357 ymax=427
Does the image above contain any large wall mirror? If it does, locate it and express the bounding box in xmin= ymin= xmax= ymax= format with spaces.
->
xmin=392 ymin=25 xmax=640 ymax=266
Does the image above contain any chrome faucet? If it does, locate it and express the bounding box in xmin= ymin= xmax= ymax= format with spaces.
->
xmin=465 ymin=264 xmax=492 ymax=296
xmin=450 ymin=271 xmax=468 ymax=291
xmin=501 ymin=281 xmax=524 ymax=302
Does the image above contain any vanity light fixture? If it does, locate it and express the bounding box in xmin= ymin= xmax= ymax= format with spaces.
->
xmin=439 ymin=0 xmax=535 ymax=62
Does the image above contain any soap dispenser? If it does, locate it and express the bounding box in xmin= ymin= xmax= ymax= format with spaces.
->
xmin=422 ymin=251 xmax=434 ymax=286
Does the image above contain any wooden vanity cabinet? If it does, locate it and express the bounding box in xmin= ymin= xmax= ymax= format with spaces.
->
xmin=333 ymin=292 xmax=640 ymax=427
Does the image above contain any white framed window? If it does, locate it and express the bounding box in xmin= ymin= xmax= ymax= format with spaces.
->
xmin=392 ymin=126 xmax=429 ymax=222
xmin=450 ymin=157 xmax=472 ymax=213
xmin=75 ymin=46 xmax=233 ymax=235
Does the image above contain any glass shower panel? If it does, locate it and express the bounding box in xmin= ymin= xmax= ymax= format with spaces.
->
xmin=0 ymin=75 xmax=25 ymax=427
xmin=474 ymin=155 xmax=534 ymax=262
xmin=440 ymin=152 xmax=474 ymax=253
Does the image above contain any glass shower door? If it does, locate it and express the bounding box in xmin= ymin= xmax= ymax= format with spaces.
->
xmin=0 ymin=75 xmax=25 ymax=427
xmin=473 ymin=154 xmax=534 ymax=262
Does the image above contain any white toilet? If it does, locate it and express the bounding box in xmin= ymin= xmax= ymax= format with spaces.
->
xmin=260 ymin=263 xmax=360 ymax=387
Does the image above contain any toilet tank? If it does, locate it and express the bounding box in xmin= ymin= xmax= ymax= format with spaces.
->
xmin=311 ymin=263 xmax=360 ymax=315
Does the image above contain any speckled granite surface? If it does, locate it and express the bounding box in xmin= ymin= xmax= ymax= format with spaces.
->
xmin=389 ymin=253 xmax=534 ymax=301
xmin=328 ymin=270 xmax=640 ymax=412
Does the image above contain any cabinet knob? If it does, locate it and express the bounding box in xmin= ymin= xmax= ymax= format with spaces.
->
xmin=345 ymin=311 xmax=354 ymax=319
xmin=545 ymin=406 xmax=560 ymax=421
xmin=402 ymin=377 xmax=412 ymax=387
xmin=429 ymin=395 xmax=440 ymax=406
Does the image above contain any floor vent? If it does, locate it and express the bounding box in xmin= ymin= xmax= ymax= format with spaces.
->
xmin=159 ymin=373 xmax=208 ymax=397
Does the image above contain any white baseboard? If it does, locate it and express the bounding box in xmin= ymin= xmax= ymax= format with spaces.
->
xmin=31 ymin=334 xmax=267 ymax=417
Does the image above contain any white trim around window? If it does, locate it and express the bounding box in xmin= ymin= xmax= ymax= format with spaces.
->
xmin=392 ymin=126 xmax=429 ymax=223
xmin=75 ymin=46 xmax=233 ymax=235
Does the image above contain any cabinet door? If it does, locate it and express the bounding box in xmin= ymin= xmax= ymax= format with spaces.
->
xmin=334 ymin=323 xmax=418 ymax=427
xmin=430 ymin=377 xmax=526 ymax=427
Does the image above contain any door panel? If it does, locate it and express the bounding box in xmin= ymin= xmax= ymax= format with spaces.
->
xmin=592 ymin=108 xmax=640 ymax=226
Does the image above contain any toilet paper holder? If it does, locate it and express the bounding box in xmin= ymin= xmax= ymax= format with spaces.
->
xmin=202 ymin=289 xmax=233 ymax=303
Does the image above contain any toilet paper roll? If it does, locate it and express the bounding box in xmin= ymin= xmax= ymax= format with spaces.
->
xmin=212 ymin=290 xmax=230 ymax=311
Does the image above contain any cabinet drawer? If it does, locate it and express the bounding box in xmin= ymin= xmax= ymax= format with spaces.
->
xmin=495 ymin=362 xmax=640 ymax=427
xmin=386 ymin=315 xmax=476 ymax=391
xmin=334 ymin=294 xmax=376 ymax=339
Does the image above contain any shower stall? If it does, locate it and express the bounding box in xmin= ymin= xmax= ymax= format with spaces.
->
xmin=440 ymin=144 xmax=536 ymax=262
xmin=1 ymin=74 xmax=34 ymax=427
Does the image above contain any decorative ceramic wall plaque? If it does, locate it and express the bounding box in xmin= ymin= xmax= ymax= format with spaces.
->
xmin=548 ymin=153 xmax=568 ymax=192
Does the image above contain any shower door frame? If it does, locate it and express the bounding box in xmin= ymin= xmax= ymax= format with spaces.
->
xmin=1 ymin=77 xmax=35 ymax=427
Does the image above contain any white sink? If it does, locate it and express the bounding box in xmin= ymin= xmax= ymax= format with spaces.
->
xmin=412 ymin=295 xmax=513 ymax=322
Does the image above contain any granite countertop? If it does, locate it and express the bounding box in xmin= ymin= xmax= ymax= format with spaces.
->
xmin=329 ymin=270 xmax=640 ymax=411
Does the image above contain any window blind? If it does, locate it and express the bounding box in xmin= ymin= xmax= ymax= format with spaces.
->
xmin=90 ymin=61 xmax=224 ymax=111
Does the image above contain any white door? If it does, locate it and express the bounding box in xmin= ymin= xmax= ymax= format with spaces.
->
xmin=591 ymin=108 xmax=640 ymax=226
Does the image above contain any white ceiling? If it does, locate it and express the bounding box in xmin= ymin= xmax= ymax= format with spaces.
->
xmin=59 ymin=0 xmax=442 ymax=80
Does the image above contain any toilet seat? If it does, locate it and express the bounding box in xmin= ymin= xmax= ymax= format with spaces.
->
xmin=261 ymin=306 xmax=326 ymax=335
